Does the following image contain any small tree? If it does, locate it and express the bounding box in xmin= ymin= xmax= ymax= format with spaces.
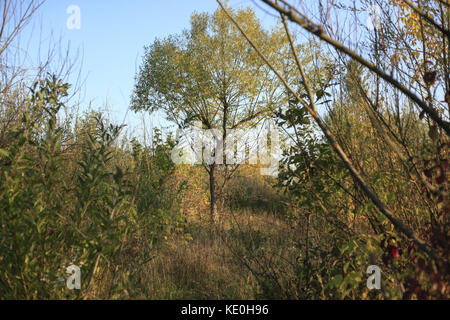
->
xmin=131 ymin=6 xmax=288 ymax=222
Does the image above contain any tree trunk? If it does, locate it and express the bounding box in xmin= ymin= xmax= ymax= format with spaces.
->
xmin=209 ymin=163 xmax=218 ymax=223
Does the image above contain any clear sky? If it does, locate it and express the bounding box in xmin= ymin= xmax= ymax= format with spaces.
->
xmin=19 ymin=0 xmax=277 ymax=137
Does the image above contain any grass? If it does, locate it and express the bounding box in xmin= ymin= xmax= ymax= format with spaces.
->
xmin=119 ymin=207 xmax=301 ymax=300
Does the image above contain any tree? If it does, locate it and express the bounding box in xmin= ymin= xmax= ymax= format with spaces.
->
xmin=131 ymin=6 xmax=288 ymax=222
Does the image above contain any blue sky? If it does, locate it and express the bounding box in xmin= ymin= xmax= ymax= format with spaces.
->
xmin=20 ymin=0 xmax=277 ymax=136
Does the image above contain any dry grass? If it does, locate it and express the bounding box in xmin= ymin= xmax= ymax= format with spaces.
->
xmin=117 ymin=207 xmax=303 ymax=300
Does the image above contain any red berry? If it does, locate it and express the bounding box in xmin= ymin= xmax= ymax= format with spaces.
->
xmin=388 ymin=245 xmax=400 ymax=259
xmin=391 ymin=248 xmax=399 ymax=259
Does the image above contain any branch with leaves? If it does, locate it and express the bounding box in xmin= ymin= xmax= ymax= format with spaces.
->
xmin=217 ymin=0 xmax=441 ymax=263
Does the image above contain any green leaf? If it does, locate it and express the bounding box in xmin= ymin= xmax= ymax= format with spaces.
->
xmin=0 ymin=148 xmax=9 ymax=158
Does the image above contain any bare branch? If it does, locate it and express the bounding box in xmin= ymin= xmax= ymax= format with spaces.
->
xmin=260 ymin=0 xmax=450 ymax=136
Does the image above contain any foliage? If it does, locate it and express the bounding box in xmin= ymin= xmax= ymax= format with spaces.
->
xmin=1 ymin=0 xmax=448 ymax=300
xmin=0 ymin=76 xmax=183 ymax=299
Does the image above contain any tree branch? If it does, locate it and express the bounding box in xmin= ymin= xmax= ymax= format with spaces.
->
xmin=217 ymin=0 xmax=440 ymax=263
xmin=260 ymin=0 xmax=450 ymax=136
